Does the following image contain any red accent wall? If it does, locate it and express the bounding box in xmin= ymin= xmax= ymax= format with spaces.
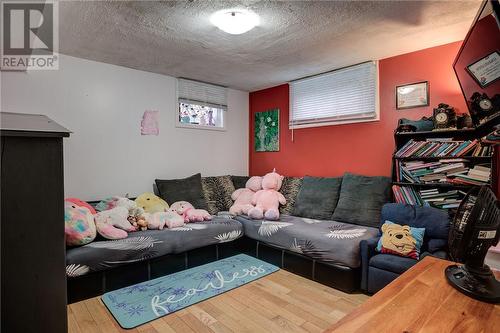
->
xmin=249 ymin=41 xmax=468 ymax=178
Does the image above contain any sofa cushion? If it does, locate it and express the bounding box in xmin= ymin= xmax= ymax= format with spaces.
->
xmin=369 ymin=253 xmax=417 ymax=275
xmin=235 ymin=215 xmax=379 ymax=268
xmin=155 ymin=173 xmax=208 ymax=210
xmin=201 ymin=175 xmax=236 ymax=215
xmin=293 ymin=176 xmax=342 ymax=220
xmin=332 ymin=173 xmax=391 ymax=228
xmin=66 ymin=217 xmax=243 ymax=276
xmin=231 ymin=176 xmax=250 ymax=189
xmin=280 ymin=176 xmax=303 ymax=215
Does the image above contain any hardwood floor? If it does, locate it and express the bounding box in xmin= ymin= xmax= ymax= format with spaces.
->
xmin=68 ymin=269 xmax=369 ymax=333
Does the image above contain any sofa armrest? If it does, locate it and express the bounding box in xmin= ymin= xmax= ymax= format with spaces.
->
xmin=360 ymin=237 xmax=380 ymax=291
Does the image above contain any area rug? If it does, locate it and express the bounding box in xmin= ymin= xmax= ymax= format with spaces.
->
xmin=101 ymin=254 xmax=279 ymax=329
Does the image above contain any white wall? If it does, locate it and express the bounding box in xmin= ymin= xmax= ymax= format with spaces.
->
xmin=1 ymin=55 xmax=249 ymax=200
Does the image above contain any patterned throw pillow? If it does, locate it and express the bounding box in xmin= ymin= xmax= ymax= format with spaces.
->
xmin=376 ymin=221 xmax=425 ymax=259
xmin=231 ymin=175 xmax=250 ymax=189
xmin=201 ymin=175 xmax=236 ymax=215
xmin=279 ymin=177 xmax=303 ymax=215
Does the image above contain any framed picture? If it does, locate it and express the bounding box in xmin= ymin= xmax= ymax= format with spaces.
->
xmin=396 ymin=81 xmax=429 ymax=110
xmin=466 ymin=51 xmax=500 ymax=88
xmin=254 ymin=109 xmax=279 ymax=152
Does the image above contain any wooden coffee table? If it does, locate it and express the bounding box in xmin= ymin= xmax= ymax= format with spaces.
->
xmin=327 ymin=256 xmax=500 ymax=333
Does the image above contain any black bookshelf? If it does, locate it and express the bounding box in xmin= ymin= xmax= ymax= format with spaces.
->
xmin=392 ymin=114 xmax=499 ymax=209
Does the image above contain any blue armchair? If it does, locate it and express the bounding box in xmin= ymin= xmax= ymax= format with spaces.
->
xmin=360 ymin=203 xmax=450 ymax=294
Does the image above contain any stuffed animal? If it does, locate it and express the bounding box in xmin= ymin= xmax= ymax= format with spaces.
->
xmin=94 ymin=206 xmax=135 ymax=239
xmin=136 ymin=217 xmax=148 ymax=231
xmin=144 ymin=208 xmax=185 ymax=230
xmin=95 ymin=196 xmax=121 ymax=212
xmin=248 ymin=169 xmax=286 ymax=221
xmin=229 ymin=176 xmax=262 ymax=216
xmin=170 ymin=201 xmax=212 ymax=223
xmin=143 ymin=212 xmax=165 ymax=230
xmin=64 ymin=202 xmax=96 ymax=246
xmin=129 ymin=214 xmax=148 ymax=231
xmin=65 ymin=198 xmax=97 ymax=214
xmin=135 ymin=192 xmax=169 ymax=213
xmin=98 ymin=196 xmax=149 ymax=231
xmin=96 ymin=196 xmax=141 ymax=213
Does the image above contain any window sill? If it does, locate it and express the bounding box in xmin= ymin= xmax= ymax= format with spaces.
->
xmin=289 ymin=116 xmax=380 ymax=129
xmin=175 ymin=123 xmax=226 ymax=132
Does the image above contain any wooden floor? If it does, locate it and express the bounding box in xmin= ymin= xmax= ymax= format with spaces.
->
xmin=68 ymin=270 xmax=369 ymax=333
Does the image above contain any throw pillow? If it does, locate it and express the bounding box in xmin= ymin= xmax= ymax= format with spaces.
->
xmin=332 ymin=173 xmax=391 ymax=227
xmin=377 ymin=221 xmax=425 ymax=259
xmin=279 ymin=176 xmax=303 ymax=215
xmin=155 ymin=173 xmax=208 ymax=211
xmin=293 ymin=176 xmax=342 ymax=220
xmin=201 ymin=175 xmax=236 ymax=215
xmin=231 ymin=175 xmax=250 ymax=189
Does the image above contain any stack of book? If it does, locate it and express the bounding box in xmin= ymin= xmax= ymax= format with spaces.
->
xmin=451 ymin=165 xmax=491 ymax=186
xmin=396 ymin=159 xmax=477 ymax=184
xmin=395 ymin=139 xmax=482 ymax=158
xmin=418 ymin=189 xmax=462 ymax=209
xmin=392 ymin=185 xmax=464 ymax=209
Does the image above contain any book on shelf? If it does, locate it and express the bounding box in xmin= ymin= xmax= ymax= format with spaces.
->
xmin=392 ymin=185 xmax=463 ymax=209
xmin=393 ymin=122 xmax=497 ymax=211
xmin=395 ymin=139 xmax=492 ymax=158
xmin=472 ymin=144 xmax=493 ymax=157
xmin=451 ymin=165 xmax=491 ymax=186
xmin=396 ymin=159 xmax=491 ymax=185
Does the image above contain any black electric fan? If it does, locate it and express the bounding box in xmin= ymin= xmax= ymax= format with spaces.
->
xmin=446 ymin=186 xmax=500 ymax=303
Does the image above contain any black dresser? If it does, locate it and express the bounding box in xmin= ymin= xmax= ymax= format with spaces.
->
xmin=1 ymin=112 xmax=70 ymax=333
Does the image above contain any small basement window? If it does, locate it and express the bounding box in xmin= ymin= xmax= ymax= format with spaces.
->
xmin=177 ymin=78 xmax=227 ymax=130
xmin=289 ymin=61 xmax=379 ymax=129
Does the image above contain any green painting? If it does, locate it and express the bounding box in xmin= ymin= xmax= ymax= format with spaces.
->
xmin=254 ymin=109 xmax=279 ymax=152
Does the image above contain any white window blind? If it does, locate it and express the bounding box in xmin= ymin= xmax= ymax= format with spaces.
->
xmin=177 ymin=78 xmax=227 ymax=109
xmin=290 ymin=61 xmax=378 ymax=128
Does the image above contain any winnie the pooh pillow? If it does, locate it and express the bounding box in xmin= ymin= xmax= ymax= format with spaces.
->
xmin=376 ymin=221 xmax=425 ymax=259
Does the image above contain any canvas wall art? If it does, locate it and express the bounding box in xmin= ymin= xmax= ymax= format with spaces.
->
xmin=254 ymin=109 xmax=279 ymax=152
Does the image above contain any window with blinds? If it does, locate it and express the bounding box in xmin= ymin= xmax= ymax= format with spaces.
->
xmin=177 ymin=78 xmax=227 ymax=130
xmin=289 ymin=61 xmax=379 ymax=128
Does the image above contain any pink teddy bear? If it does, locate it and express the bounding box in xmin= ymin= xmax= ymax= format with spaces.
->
xmin=144 ymin=208 xmax=185 ymax=230
xmin=229 ymin=176 xmax=262 ymax=216
xmin=170 ymin=201 xmax=212 ymax=223
xmin=248 ymin=169 xmax=286 ymax=221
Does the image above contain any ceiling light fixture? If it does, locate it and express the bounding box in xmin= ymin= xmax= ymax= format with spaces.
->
xmin=210 ymin=9 xmax=259 ymax=35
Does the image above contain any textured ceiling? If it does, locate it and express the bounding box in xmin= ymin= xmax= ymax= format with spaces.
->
xmin=58 ymin=0 xmax=482 ymax=91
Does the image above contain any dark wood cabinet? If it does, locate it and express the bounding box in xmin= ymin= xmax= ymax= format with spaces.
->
xmin=1 ymin=112 xmax=70 ymax=333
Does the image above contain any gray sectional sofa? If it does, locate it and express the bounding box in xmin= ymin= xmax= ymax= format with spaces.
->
xmin=67 ymin=173 xmax=392 ymax=303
